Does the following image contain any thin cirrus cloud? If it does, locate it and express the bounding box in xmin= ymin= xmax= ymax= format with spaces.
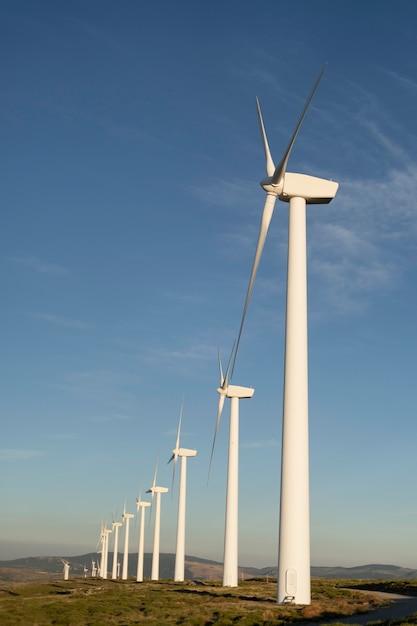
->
xmin=241 ymin=438 xmax=280 ymax=449
xmin=33 ymin=313 xmax=91 ymax=330
xmin=14 ymin=256 xmax=71 ymax=276
xmin=0 ymin=449 xmax=44 ymax=462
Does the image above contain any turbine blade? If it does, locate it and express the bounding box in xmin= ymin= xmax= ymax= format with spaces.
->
xmin=152 ymin=459 xmax=158 ymax=489
xmin=167 ymin=453 xmax=175 ymax=464
xmin=176 ymin=397 xmax=183 ymax=452
xmin=224 ymin=341 xmax=235 ymax=385
xmin=170 ymin=397 xmax=184 ymax=496
xmin=218 ymin=348 xmax=224 ymax=386
xmin=271 ymin=63 xmax=327 ymax=186
xmin=232 ymin=193 xmax=277 ymax=373
xmin=208 ymin=392 xmax=225 ymax=484
xmin=256 ymin=97 xmax=275 ymax=177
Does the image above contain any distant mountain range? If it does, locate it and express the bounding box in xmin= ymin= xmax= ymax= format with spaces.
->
xmin=1 ymin=554 xmax=416 ymax=584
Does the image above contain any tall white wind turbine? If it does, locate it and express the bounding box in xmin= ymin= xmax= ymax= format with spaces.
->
xmin=122 ymin=502 xmax=135 ymax=580
xmin=96 ymin=523 xmax=107 ymax=579
xmin=62 ymin=559 xmax=70 ymax=580
xmin=233 ymin=64 xmax=338 ymax=604
xmin=135 ymin=488 xmax=151 ymax=582
xmin=168 ymin=400 xmax=197 ymax=582
xmin=146 ymin=460 xmax=169 ymax=581
xmin=210 ymin=349 xmax=254 ymax=588
xmin=102 ymin=526 xmax=112 ymax=579
xmin=111 ymin=516 xmax=123 ymax=580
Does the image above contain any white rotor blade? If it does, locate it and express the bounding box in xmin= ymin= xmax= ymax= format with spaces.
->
xmin=169 ymin=397 xmax=184 ymax=495
xmin=232 ymin=193 xmax=277 ymax=373
xmin=271 ymin=63 xmax=327 ymax=186
xmin=208 ymin=391 xmax=226 ymax=484
xmin=256 ymin=97 xmax=275 ymax=177
xmin=208 ymin=345 xmax=236 ymax=483
xmin=136 ymin=486 xmax=142 ymax=512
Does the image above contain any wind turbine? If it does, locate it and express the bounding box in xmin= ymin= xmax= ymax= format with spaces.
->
xmin=135 ymin=488 xmax=151 ymax=582
xmin=97 ymin=523 xmax=106 ymax=579
xmin=122 ymin=502 xmax=135 ymax=580
xmin=146 ymin=460 xmax=169 ymax=581
xmin=111 ymin=515 xmax=123 ymax=580
xmin=62 ymin=559 xmax=70 ymax=580
xmin=102 ymin=526 xmax=112 ymax=579
xmin=168 ymin=399 xmax=197 ymax=582
xmin=210 ymin=348 xmax=254 ymax=587
xmin=233 ymin=64 xmax=338 ymax=604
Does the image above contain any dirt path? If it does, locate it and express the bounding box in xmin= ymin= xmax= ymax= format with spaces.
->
xmin=318 ymin=591 xmax=417 ymax=625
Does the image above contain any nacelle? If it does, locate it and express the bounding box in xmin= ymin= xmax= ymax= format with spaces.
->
xmin=261 ymin=172 xmax=338 ymax=204
xmin=226 ymin=384 xmax=255 ymax=399
xmin=178 ymin=447 xmax=197 ymax=457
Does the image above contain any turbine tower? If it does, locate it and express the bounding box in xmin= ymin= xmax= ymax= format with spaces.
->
xmin=102 ymin=526 xmax=112 ymax=579
xmin=146 ymin=461 xmax=169 ymax=581
xmin=168 ymin=399 xmax=197 ymax=582
xmin=111 ymin=516 xmax=123 ymax=580
xmin=122 ymin=503 xmax=135 ymax=580
xmin=135 ymin=489 xmax=151 ymax=582
xmin=96 ymin=523 xmax=107 ymax=579
xmin=233 ymin=64 xmax=338 ymax=604
xmin=210 ymin=349 xmax=254 ymax=588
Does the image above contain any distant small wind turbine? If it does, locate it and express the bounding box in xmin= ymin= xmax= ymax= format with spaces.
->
xmin=122 ymin=502 xmax=135 ymax=580
xmin=146 ymin=460 xmax=169 ymax=581
xmin=111 ymin=515 xmax=123 ymax=580
xmin=97 ymin=524 xmax=106 ymax=579
xmin=62 ymin=559 xmax=70 ymax=580
xmin=135 ymin=488 xmax=151 ymax=582
xmin=91 ymin=558 xmax=97 ymax=577
xmin=168 ymin=399 xmax=197 ymax=582
xmin=210 ymin=348 xmax=254 ymax=587
xmin=102 ymin=526 xmax=112 ymax=579
xmin=232 ymin=64 xmax=338 ymax=604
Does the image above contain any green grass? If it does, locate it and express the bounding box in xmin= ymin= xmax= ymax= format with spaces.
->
xmin=0 ymin=577 xmax=416 ymax=625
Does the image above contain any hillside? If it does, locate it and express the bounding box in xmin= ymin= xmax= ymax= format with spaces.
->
xmin=1 ymin=554 xmax=417 ymax=584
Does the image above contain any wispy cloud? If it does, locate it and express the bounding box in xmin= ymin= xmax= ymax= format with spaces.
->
xmin=0 ymin=449 xmax=44 ymax=461
xmin=50 ymin=369 xmax=138 ymax=411
xmin=383 ymin=69 xmax=417 ymax=93
xmin=359 ymin=119 xmax=408 ymax=161
xmin=89 ymin=413 xmax=133 ymax=423
xmin=308 ymin=163 xmax=417 ymax=317
xmin=45 ymin=433 xmax=76 ymax=440
xmin=14 ymin=256 xmax=71 ymax=276
xmin=34 ymin=313 xmax=91 ymax=329
xmin=144 ymin=342 xmax=216 ymax=367
xmin=186 ymin=177 xmax=256 ymax=209
xmin=241 ymin=439 xmax=280 ymax=449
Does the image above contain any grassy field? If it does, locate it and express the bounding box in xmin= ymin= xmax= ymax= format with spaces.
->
xmin=1 ymin=576 xmax=417 ymax=625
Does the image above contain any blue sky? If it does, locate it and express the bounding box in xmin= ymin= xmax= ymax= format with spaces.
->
xmin=2 ymin=0 xmax=417 ymax=569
